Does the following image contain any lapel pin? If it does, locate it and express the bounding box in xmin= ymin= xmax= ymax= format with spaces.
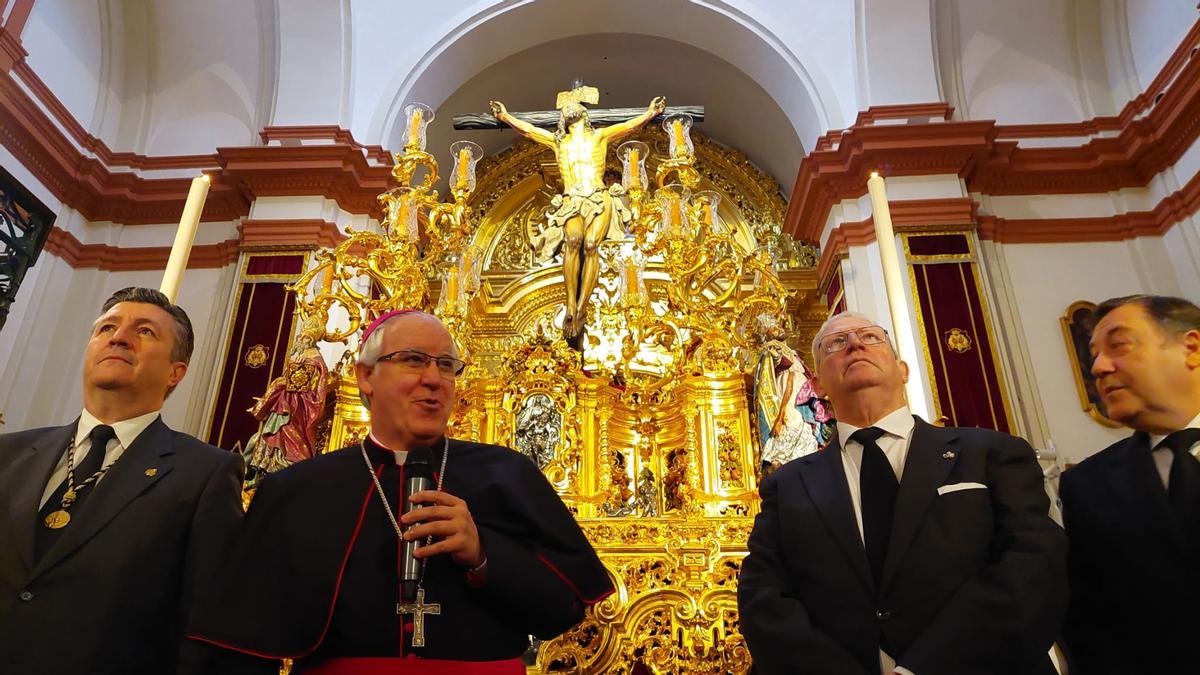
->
xmin=145 ymin=468 xmax=158 ymax=477
xmin=942 ymin=450 xmax=956 ymax=460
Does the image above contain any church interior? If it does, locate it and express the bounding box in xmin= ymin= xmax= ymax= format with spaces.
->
xmin=0 ymin=0 xmax=1196 ymax=672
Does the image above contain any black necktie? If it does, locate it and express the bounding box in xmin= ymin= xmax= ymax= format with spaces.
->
xmin=852 ymin=426 xmax=896 ymax=589
xmin=35 ymin=425 xmax=116 ymax=560
xmin=1161 ymin=428 xmax=1200 ymax=530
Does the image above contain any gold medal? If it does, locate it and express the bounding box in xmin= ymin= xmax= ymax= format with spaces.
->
xmin=44 ymin=510 xmax=71 ymax=529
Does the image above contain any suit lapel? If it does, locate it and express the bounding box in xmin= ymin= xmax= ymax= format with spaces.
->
xmin=880 ymin=418 xmax=958 ymax=595
xmin=797 ymin=441 xmax=874 ymax=593
xmin=1106 ymin=433 xmax=1183 ymax=549
xmin=3 ymin=423 xmax=76 ymax=573
xmin=31 ymin=418 xmax=176 ymax=578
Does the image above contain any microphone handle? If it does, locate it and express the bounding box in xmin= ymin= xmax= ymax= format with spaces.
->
xmin=400 ymin=475 xmax=432 ymax=600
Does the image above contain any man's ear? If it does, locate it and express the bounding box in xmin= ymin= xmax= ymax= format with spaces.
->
xmin=167 ymin=361 xmax=188 ymax=389
xmin=1182 ymin=329 xmax=1200 ymax=369
xmin=810 ymin=369 xmax=826 ymax=398
xmin=899 ymin=360 xmax=910 ymax=383
xmin=355 ymin=363 xmax=373 ymax=398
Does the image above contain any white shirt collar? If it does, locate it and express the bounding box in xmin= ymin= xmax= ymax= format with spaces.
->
xmin=836 ymin=405 xmax=914 ymax=447
xmin=76 ymin=408 xmax=161 ymax=450
xmin=368 ymin=429 xmax=409 ymax=465
xmin=1149 ymin=410 xmax=1200 ymax=449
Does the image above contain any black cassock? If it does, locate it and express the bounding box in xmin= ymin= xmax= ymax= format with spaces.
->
xmin=187 ymin=437 xmax=612 ymax=674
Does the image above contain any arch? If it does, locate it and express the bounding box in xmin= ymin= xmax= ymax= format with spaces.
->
xmin=365 ymin=0 xmax=842 ymax=154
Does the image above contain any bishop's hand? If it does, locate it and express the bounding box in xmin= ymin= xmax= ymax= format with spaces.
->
xmin=402 ymin=489 xmax=484 ymax=568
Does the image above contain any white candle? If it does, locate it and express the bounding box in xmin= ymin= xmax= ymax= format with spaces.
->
xmin=160 ymin=174 xmax=211 ymax=303
xmin=866 ymin=171 xmax=928 ymax=420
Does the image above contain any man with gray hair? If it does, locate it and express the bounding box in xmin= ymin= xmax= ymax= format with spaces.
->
xmin=189 ymin=309 xmax=612 ymax=674
xmin=0 ymin=286 xmax=245 ymax=675
xmin=739 ymin=310 xmax=1066 ymax=674
xmin=1061 ymin=294 xmax=1200 ymax=674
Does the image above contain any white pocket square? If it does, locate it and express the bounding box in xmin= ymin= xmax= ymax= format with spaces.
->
xmin=937 ymin=482 xmax=987 ymax=495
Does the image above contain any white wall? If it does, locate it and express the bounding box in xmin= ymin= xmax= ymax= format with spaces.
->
xmin=0 ymin=261 xmax=238 ymax=435
xmin=1125 ymin=0 xmax=1196 ymax=92
xmin=988 ymin=239 xmax=1177 ymax=463
xmin=22 ymin=0 xmax=104 ymax=131
xmin=140 ymin=0 xmax=268 ymax=155
xmin=938 ymin=0 xmax=1091 ymax=123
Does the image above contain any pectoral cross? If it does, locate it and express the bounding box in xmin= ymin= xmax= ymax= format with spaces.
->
xmin=396 ymin=588 xmax=441 ymax=648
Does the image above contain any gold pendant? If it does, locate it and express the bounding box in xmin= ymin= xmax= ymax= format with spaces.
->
xmin=44 ymin=510 xmax=71 ymax=529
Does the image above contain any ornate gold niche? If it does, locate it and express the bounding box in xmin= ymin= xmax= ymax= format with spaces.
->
xmin=306 ymin=123 xmax=824 ymax=673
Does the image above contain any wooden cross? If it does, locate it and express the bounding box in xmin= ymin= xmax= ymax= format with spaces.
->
xmin=453 ymin=81 xmax=703 ymax=131
xmin=396 ymin=587 xmax=441 ymax=648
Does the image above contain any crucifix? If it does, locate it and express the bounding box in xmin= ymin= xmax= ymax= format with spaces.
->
xmin=464 ymin=82 xmax=703 ymax=346
xmin=396 ymin=587 xmax=441 ymax=648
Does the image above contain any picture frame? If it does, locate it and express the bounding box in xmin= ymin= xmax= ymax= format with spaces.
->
xmin=1059 ymin=300 xmax=1122 ymax=428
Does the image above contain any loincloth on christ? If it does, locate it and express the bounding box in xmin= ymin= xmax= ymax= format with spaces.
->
xmin=545 ymin=183 xmax=632 ymax=240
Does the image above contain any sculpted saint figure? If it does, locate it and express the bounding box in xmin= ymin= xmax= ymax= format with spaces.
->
xmin=491 ymin=86 xmax=665 ymax=339
xmin=245 ymin=313 xmax=330 ymax=478
xmin=753 ymin=320 xmax=834 ymax=474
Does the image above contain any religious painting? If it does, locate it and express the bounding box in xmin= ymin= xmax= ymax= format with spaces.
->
xmin=1059 ymin=300 xmax=1123 ymax=428
xmin=0 ymin=166 xmax=56 ymax=332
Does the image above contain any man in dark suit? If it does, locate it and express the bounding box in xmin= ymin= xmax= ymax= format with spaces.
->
xmin=0 ymin=287 xmax=244 ymax=674
xmin=738 ymin=310 xmax=1066 ymax=675
xmin=1060 ymin=294 xmax=1200 ymax=674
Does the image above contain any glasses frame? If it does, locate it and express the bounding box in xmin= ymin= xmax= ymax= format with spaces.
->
xmin=375 ymin=349 xmax=467 ymax=378
xmin=817 ymin=326 xmax=891 ymax=355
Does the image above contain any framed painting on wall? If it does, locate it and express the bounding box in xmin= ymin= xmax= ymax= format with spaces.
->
xmin=1059 ymin=300 xmax=1122 ymax=428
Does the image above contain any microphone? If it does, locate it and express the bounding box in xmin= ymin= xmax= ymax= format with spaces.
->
xmin=400 ymin=445 xmax=435 ymax=602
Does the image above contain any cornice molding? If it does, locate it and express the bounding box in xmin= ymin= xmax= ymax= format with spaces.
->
xmin=978 ymin=170 xmax=1200 ymax=244
xmin=237 ymin=218 xmax=347 ymax=250
xmin=260 ymin=125 xmax=393 ymax=164
xmin=43 ymin=227 xmax=239 ymax=271
xmin=1 ymin=20 xmax=1198 ymax=249
xmin=787 ymin=20 xmax=1200 ymax=242
xmin=815 ymin=198 xmax=978 ymax=283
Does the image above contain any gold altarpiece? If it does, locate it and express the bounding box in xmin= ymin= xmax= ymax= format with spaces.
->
xmin=280 ymin=109 xmax=826 ymax=673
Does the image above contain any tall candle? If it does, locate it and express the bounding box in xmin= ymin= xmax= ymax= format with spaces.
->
xmin=460 ymin=248 xmax=474 ymax=284
xmin=672 ymin=120 xmax=687 ymax=156
xmin=866 ymin=171 xmax=928 ymax=419
xmin=160 ymin=174 xmax=211 ymax=303
xmin=623 ymin=256 xmax=640 ymax=296
xmin=445 ymin=265 xmax=459 ymax=308
xmin=407 ymin=109 xmax=422 ymax=148
xmin=628 ymin=147 xmax=641 ymax=189
xmin=455 ymin=146 xmax=471 ymax=189
xmin=671 ymin=198 xmax=686 ymax=234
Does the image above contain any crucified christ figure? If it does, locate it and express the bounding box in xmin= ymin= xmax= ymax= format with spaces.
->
xmin=490 ymin=87 xmax=665 ymax=340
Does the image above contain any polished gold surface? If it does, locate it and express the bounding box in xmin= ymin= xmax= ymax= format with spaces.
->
xmin=279 ymin=96 xmax=825 ymax=673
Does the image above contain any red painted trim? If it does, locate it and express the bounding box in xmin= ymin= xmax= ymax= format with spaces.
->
xmin=4 ymin=0 xmax=33 ymax=36
xmin=534 ymin=552 xmax=615 ymax=606
xmin=262 ymin=125 xmax=393 ymax=165
xmin=978 ymin=169 xmax=1200 ymax=243
xmin=238 ymin=219 xmax=347 ymax=250
xmin=854 ymin=103 xmax=955 ymax=126
xmin=12 ymin=61 xmax=222 ymax=170
xmin=188 ymin=464 xmax=385 ymax=660
xmin=0 ymin=22 xmax=26 ymax=71
xmin=42 ymin=226 xmax=240 ymax=270
xmin=787 ymin=19 xmax=1200 ymax=242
